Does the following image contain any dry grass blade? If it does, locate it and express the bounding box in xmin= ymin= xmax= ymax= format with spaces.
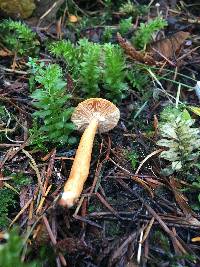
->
xmin=141 ymin=217 xmax=155 ymax=243
xmin=43 ymin=215 xmax=67 ymax=266
xmin=9 ymin=197 xmax=33 ymax=227
xmin=96 ymin=192 xmax=121 ymax=219
xmin=131 ymin=176 xmax=154 ymax=197
xmin=22 ymin=149 xmax=45 ymax=196
xmin=135 ymin=149 xmax=163 ymax=175
xmin=36 ymin=185 xmax=52 ymax=215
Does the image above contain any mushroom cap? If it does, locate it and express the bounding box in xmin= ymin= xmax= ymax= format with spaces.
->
xmin=71 ymin=98 xmax=120 ymax=133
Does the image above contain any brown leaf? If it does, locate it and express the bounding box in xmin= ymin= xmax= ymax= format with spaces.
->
xmin=117 ymin=33 xmax=157 ymax=66
xmin=68 ymin=14 xmax=78 ymax=23
xmin=169 ymin=177 xmax=196 ymax=217
xmin=192 ymin=236 xmax=200 ymax=242
xmin=0 ymin=49 xmax=12 ymax=57
xmin=149 ymin=31 xmax=190 ymax=59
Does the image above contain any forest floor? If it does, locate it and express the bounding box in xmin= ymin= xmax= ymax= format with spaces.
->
xmin=0 ymin=0 xmax=200 ymax=266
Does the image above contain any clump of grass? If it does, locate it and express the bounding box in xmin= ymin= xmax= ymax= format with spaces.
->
xmin=126 ymin=150 xmax=139 ymax=170
xmin=48 ymin=40 xmax=78 ymax=74
xmin=127 ymin=64 xmax=151 ymax=99
xmin=102 ymin=27 xmax=113 ymax=42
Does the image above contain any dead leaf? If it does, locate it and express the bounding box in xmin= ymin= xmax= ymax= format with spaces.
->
xmin=149 ymin=31 xmax=190 ymax=59
xmin=0 ymin=49 xmax=12 ymax=57
xmin=68 ymin=14 xmax=78 ymax=23
xmin=188 ymin=106 xmax=200 ymax=117
xmin=117 ymin=33 xmax=157 ymax=66
xmin=192 ymin=237 xmax=200 ymax=242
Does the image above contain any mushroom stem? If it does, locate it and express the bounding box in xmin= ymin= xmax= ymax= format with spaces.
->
xmin=60 ymin=118 xmax=98 ymax=207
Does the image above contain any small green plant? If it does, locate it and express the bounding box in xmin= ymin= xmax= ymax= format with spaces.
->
xmin=103 ymin=43 xmax=127 ymax=102
xmin=102 ymin=27 xmax=113 ymax=42
xmin=119 ymin=17 xmax=133 ymax=35
xmin=28 ymin=60 xmax=76 ymax=145
xmin=0 ymin=19 xmax=39 ymax=56
xmin=127 ymin=150 xmax=139 ymax=170
xmin=157 ymin=107 xmax=200 ymax=175
xmin=152 ymin=230 xmax=197 ymax=266
xmin=0 ymin=173 xmax=30 ymax=229
xmin=127 ymin=65 xmax=151 ymax=99
xmin=119 ymin=0 xmax=149 ymax=17
xmin=0 ymin=104 xmax=8 ymax=142
xmin=133 ymin=17 xmax=168 ymax=50
xmin=0 ymin=228 xmax=39 ymax=267
xmin=48 ymin=40 xmax=79 ymax=75
xmin=0 ymin=188 xmax=15 ymax=229
xmin=28 ymin=120 xmax=49 ymax=151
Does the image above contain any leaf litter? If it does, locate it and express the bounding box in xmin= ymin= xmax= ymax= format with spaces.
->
xmin=0 ymin=1 xmax=200 ymax=267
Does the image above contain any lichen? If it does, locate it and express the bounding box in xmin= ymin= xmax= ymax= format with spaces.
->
xmin=0 ymin=0 xmax=35 ymax=19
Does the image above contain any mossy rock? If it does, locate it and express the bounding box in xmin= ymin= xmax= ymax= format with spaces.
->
xmin=0 ymin=0 xmax=35 ymax=19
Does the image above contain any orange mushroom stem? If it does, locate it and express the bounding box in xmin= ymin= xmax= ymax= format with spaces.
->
xmin=59 ymin=98 xmax=120 ymax=208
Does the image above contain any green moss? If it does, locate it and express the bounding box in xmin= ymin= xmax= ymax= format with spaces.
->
xmin=0 ymin=173 xmax=30 ymax=230
xmin=49 ymin=40 xmax=128 ymax=102
xmin=0 ymin=19 xmax=39 ymax=56
xmin=133 ymin=17 xmax=168 ymax=50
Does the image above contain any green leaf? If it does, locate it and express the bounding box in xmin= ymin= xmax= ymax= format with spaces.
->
xmin=182 ymin=109 xmax=191 ymax=121
xmin=188 ymin=106 xmax=200 ymax=117
xmin=172 ymin=161 xmax=182 ymax=171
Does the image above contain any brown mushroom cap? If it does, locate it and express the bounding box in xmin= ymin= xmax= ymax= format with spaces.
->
xmin=71 ymin=98 xmax=120 ymax=133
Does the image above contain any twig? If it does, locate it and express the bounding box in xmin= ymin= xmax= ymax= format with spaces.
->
xmin=43 ymin=215 xmax=67 ymax=266
xmin=0 ymin=66 xmax=27 ymax=75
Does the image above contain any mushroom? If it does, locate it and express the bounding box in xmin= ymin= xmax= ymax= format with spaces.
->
xmin=59 ymin=98 xmax=120 ymax=207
